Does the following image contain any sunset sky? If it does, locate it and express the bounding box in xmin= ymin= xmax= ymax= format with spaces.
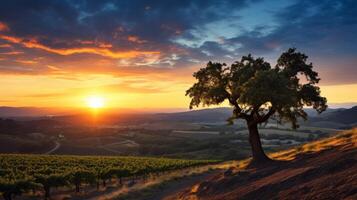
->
xmin=0 ymin=0 xmax=356 ymax=110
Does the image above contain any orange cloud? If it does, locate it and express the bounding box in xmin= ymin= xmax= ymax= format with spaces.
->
xmin=97 ymin=42 xmax=113 ymax=48
xmin=46 ymin=65 xmax=61 ymax=71
xmin=16 ymin=60 xmax=37 ymax=64
xmin=0 ymin=22 xmax=9 ymax=31
xmin=76 ymin=40 xmax=113 ymax=48
xmin=0 ymin=44 xmax=11 ymax=48
xmin=0 ymin=35 xmax=20 ymax=43
xmin=0 ymin=51 xmax=23 ymax=55
xmin=128 ymin=35 xmax=146 ymax=44
xmin=0 ymin=35 xmax=159 ymax=58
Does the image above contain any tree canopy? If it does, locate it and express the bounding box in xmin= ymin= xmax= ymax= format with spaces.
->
xmin=186 ymin=48 xmax=327 ymax=128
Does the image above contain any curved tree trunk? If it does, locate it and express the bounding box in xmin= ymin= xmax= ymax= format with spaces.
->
xmin=247 ymin=122 xmax=271 ymax=163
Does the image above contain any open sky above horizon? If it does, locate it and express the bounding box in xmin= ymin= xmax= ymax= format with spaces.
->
xmin=0 ymin=0 xmax=356 ymax=110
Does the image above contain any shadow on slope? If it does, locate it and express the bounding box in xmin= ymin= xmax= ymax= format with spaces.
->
xmin=172 ymin=128 xmax=357 ymax=200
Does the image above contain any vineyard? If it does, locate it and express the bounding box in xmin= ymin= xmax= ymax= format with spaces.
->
xmin=0 ymin=154 xmax=216 ymax=200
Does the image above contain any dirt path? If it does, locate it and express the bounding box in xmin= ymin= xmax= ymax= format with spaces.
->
xmin=50 ymin=161 xmax=236 ymax=200
xmin=86 ymin=164 xmax=227 ymax=200
xmin=93 ymin=170 xmax=221 ymax=200
xmin=44 ymin=141 xmax=60 ymax=154
xmin=103 ymin=140 xmax=139 ymax=147
xmin=154 ymin=171 xmax=220 ymax=200
xmin=84 ymin=170 xmax=222 ymax=200
xmin=97 ymin=138 xmax=139 ymax=154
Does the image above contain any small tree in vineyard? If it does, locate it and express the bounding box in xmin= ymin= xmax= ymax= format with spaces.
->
xmin=35 ymin=174 xmax=67 ymax=199
xmin=186 ymin=48 xmax=327 ymax=164
xmin=0 ymin=178 xmax=39 ymax=200
xmin=68 ymin=169 xmax=96 ymax=193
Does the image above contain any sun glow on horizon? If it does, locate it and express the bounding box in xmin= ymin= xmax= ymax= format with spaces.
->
xmin=86 ymin=96 xmax=105 ymax=109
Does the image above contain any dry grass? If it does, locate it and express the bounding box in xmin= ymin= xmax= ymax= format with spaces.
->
xmin=214 ymin=128 xmax=357 ymax=174
xmin=270 ymin=128 xmax=356 ymax=161
xmin=173 ymin=128 xmax=357 ymax=200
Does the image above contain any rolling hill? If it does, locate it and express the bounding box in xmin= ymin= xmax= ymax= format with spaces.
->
xmin=1 ymin=105 xmax=356 ymax=125
xmin=167 ymin=129 xmax=357 ymax=200
xmin=315 ymin=106 xmax=357 ymax=124
xmin=0 ymin=106 xmax=73 ymax=117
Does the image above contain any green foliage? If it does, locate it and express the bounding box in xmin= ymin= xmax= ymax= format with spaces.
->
xmin=34 ymin=173 xmax=68 ymax=188
xmin=186 ymin=48 xmax=327 ymax=128
xmin=0 ymin=154 xmax=215 ymax=198
xmin=0 ymin=177 xmax=39 ymax=200
xmin=68 ymin=169 xmax=96 ymax=192
xmin=34 ymin=173 xmax=67 ymax=198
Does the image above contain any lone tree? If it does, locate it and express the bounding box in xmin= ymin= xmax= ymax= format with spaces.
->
xmin=186 ymin=48 xmax=327 ymax=163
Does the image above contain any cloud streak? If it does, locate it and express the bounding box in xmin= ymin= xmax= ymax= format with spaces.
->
xmin=0 ymin=34 xmax=160 ymax=58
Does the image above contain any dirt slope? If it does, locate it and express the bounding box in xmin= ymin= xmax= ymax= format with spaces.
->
xmin=168 ymin=129 xmax=357 ymax=200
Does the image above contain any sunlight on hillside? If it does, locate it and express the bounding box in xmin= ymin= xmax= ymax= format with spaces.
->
xmin=226 ymin=128 xmax=357 ymax=172
xmin=270 ymin=128 xmax=357 ymax=161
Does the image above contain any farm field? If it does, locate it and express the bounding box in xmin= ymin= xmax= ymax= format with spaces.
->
xmin=54 ymin=127 xmax=327 ymax=160
xmin=0 ymin=121 xmax=335 ymax=160
xmin=0 ymin=154 xmax=215 ymax=200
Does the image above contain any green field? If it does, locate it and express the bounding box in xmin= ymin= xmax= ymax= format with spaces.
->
xmin=0 ymin=154 xmax=215 ymax=199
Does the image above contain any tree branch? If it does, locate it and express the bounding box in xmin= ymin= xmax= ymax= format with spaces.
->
xmin=251 ymin=104 xmax=263 ymax=121
xmin=228 ymin=96 xmax=249 ymax=120
xmin=257 ymin=107 xmax=276 ymax=123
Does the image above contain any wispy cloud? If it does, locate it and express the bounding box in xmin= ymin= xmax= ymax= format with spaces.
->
xmin=15 ymin=59 xmax=37 ymax=64
xmin=0 ymin=44 xmax=11 ymax=48
xmin=0 ymin=51 xmax=23 ymax=55
xmin=0 ymin=35 xmax=160 ymax=58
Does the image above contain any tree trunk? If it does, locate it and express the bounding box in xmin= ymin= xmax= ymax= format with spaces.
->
xmin=3 ymin=193 xmax=12 ymax=200
xmin=75 ymin=184 xmax=80 ymax=193
xmin=247 ymin=122 xmax=270 ymax=163
xmin=44 ymin=186 xmax=50 ymax=199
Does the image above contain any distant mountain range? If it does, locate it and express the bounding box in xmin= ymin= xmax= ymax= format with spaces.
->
xmin=0 ymin=105 xmax=356 ymax=127
xmin=155 ymin=106 xmax=357 ymax=128
xmin=311 ymin=106 xmax=357 ymax=125
xmin=155 ymin=107 xmax=233 ymax=122
xmin=0 ymin=107 xmax=72 ymax=117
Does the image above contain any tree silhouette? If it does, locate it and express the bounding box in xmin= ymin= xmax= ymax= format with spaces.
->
xmin=186 ymin=48 xmax=327 ymax=163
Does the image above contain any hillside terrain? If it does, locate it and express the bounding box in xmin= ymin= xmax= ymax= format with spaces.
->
xmin=1 ymin=105 xmax=356 ymax=128
xmin=0 ymin=106 xmax=355 ymax=160
xmin=166 ymin=129 xmax=357 ymax=200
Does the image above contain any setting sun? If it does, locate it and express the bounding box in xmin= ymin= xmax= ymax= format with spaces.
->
xmin=86 ymin=96 xmax=105 ymax=109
